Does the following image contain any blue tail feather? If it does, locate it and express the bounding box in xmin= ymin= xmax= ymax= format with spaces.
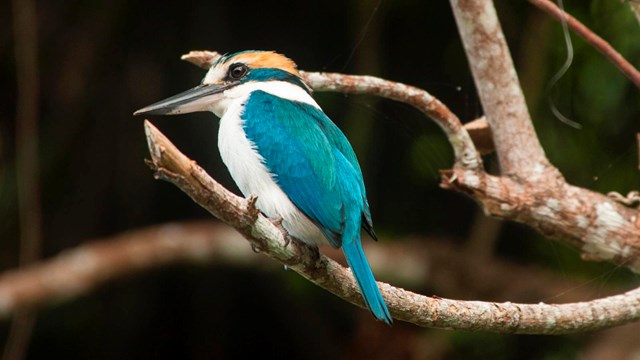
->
xmin=342 ymin=237 xmax=392 ymax=325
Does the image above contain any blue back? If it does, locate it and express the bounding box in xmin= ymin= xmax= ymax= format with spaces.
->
xmin=241 ymin=90 xmax=370 ymax=247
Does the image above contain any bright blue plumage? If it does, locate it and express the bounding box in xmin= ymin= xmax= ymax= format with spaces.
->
xmin=134 ymin=50 xmax=392 ymax=324
xmin=242 ymin=91 xmax=392 ymax=324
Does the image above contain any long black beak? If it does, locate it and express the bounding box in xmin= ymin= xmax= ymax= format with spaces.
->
xmin=133 ymin=83 xmax=231 ymax=116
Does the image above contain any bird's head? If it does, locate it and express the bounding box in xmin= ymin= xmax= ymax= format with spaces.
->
xmin=134 ymin=50 xmax=309 ymax=117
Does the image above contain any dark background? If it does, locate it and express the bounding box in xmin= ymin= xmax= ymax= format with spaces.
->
xmin=1 ymin=0 xmax=640 ymax=358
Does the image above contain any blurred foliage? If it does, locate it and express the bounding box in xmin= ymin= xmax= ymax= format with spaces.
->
xmin=1 ymin=0 xmax=640 ymax=358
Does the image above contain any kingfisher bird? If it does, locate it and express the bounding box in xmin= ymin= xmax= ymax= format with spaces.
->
xmin=134 ymin=50 xmax=392 ymax=324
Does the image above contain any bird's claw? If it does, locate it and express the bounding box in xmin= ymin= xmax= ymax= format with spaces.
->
xmin=310 ymin=245 xmax=320 ymax=261
xmin=271 ymin=216 xmax=293 ymax=247
xmin=246 ymin=195 xmax=261 ymax=221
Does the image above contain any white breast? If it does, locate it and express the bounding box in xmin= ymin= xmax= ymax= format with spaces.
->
xmin=216 ymin=81 xmax=327 ymax=246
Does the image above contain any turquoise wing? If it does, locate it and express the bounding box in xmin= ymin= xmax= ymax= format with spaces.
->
xmin=307 ymin=103 xmax=376 ymax=238
xmin=241 ymin=90 xmax=367 ymax=247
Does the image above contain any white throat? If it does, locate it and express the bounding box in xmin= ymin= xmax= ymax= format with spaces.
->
xmin=214 ymin=80 xmax=327 ymax=246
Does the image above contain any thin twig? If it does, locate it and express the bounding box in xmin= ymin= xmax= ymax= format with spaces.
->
xmin=529 ymin=0 xmax=640 ymax=88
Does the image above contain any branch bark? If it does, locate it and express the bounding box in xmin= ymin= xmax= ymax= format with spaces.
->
xmin=449 ymin=0 xmax=554 ymax=180
xmin=441 ymin=169 xmax=640 ymax=271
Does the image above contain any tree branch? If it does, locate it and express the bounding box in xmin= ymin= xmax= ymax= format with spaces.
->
xmin=449 ymin=0 xmax=553 ymax=180
xmin=441 ymin=169 xmax=640 ymax=271
xmin=529 ymin=0 xmax=640 ymax=89
xmin=135 ymin=120 xmax=640 ymax=334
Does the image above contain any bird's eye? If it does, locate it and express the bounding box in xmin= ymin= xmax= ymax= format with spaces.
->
xmin=229 ymin=63 xmax=248 ymax=80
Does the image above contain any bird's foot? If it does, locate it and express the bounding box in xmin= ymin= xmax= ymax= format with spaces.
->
xmin=246 ymin=195 xmax=261 ymax=221
xmin=271 ymin=216 xmax=293 ymax=247
xmin=310 ymin=245 xmax=320 ymax=262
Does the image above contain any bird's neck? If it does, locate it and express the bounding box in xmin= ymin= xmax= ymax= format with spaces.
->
xmin=216 ymin=80 xmax=319 ymax=118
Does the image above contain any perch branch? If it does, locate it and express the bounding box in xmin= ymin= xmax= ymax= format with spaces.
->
xmin=529 ymin=0 xmax=640 ymax=88
xmin=136 ymin=120 xmax=640 ymax=334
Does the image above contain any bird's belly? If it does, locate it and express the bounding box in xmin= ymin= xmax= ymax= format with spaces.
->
xmin=218 ymin=110 xmax=327 ymax=246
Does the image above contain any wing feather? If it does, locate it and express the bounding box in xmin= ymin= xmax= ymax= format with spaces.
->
xmin=242 ymin=91 xmax=349 ymax=246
